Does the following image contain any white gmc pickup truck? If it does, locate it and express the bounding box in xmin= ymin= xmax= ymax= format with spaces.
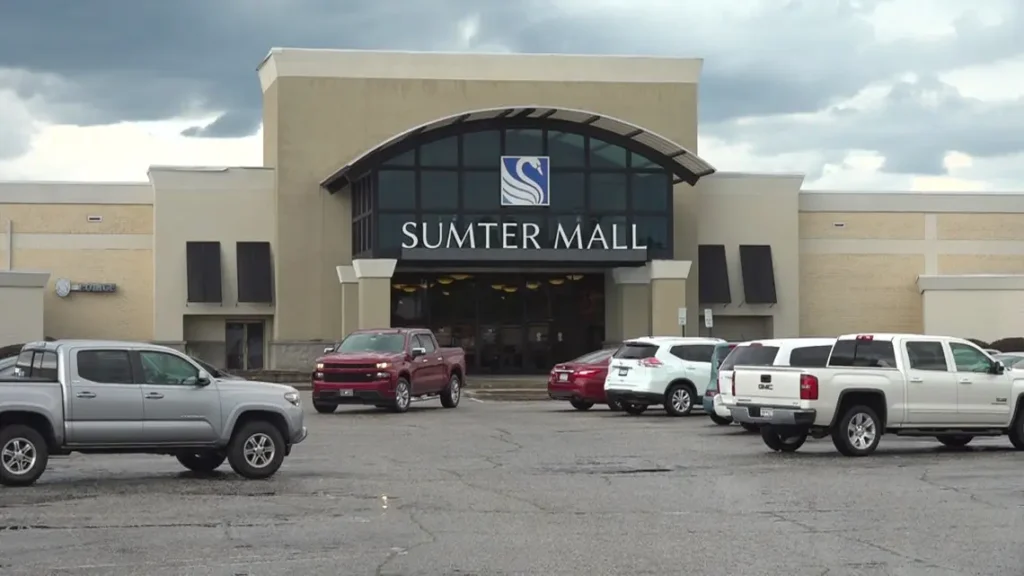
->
xmin=728 ymin=333 xmax=1024 ymax=456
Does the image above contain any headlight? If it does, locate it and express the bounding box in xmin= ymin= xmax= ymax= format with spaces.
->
xmin=315 ymin=362 xmax=324 ymax=370
xmin=284 ymin=391 xmax=301 ymax=406
xmin=375 ymin=362 xmax=390 ymax=369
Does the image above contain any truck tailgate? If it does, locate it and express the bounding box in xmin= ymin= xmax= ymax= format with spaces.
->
xmin=732 ymin=367 xmax=805 ymax=407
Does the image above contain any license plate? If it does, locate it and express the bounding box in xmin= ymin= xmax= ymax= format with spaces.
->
xmin=338 ymin=389 xmax=353 ymax=397
xmin=558 ymin=373 xmax=568 ymax=382
xmin=759 ymin=407 xmax=774 ymax=419
xmin=618 ymin=368 xmax=629 ymax=377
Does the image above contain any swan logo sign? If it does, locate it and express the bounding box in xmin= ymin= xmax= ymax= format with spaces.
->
xmin=500 ymin=156 xmax=549 ymax=206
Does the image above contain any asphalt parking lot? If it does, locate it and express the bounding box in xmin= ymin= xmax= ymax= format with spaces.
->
xmin=2 ymin=394 xmax=1023 ymax=576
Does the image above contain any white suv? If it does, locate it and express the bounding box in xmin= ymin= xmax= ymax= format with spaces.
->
xmin=604 ymin=337 xmax=725 ymax=416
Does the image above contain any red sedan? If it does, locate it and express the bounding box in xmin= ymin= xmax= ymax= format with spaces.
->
xmin=547 ymin=348 xmax=620 ymax=411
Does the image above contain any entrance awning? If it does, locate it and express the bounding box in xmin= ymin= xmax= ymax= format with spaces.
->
xmin=321 ymin=106 xmax=716 ymax=191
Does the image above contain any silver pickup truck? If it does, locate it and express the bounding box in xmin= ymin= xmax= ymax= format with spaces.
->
xmin=0 ymin=340 xmax=308 ymax=486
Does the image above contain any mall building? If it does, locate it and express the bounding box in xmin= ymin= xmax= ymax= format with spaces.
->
xmin=1 ymin=48 xmax=1023 ymax=373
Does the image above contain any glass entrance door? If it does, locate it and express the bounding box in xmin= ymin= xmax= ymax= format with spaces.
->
xmin=226 ymin=321 xmax=265 ymax=370
xmin=391 ymin=272 xmax=604 ymax=374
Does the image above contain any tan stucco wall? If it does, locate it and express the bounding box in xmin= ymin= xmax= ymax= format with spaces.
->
xmin=0 ymin=272 xmax=48 ymax=347
xmin=800 ymin=254 xmax=924 ymax=336
xmin=149 ymin=167 xmax=276 ymax=343
xmin=799 ymin=212 xmax=925 ymax=240
xmin=937 ymin=214 xmax=1024 ymax=240
xmin=695 ymin=173 xmax=803 ymax=338
xmin=260 ymin=50 xmax=700 ymax=344
xmin=923 ymin=289 xmax=1024 ymax=341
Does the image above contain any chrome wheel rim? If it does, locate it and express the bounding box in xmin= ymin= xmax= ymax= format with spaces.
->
xmin=396 ymin=382 xmax=410 ymax=408
xmin=2 ymin=438 xmax=37 ymax=475
xmin=243 ymin=433 xmax=275 ymax=469
xmin=449 ymin=376 xmax=460 ymax=402
xmin=671 ymin=388 xmax=691 ymax=412
xmin=847 ymin=413 xmax=877 ymax=450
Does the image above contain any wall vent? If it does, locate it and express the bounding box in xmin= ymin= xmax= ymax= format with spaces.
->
xmin=86 ymin=215 xmax=103 ymax=223
xmin=832 ymin=222 xmax=846 ymax=228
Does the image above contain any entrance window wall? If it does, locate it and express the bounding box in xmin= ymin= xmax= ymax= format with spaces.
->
xmin=225 ymin=321 xmax=265 ymax=371
xmin=391 ymin=273 xmax=605 ymax=374
xmin=366 ymin=124 xmax=673 ymax=259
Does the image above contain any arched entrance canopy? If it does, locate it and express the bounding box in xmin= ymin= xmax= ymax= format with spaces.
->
xmin=321 ymin=106 xmax=716 ymax=192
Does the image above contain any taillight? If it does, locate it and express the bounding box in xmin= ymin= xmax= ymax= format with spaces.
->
xmin=640 ymin=357 xmax=663 ymax=368
xmin=855 ymin=335 xmax=874 ymax=341
xmin=705 ymin=389 xmax=718 ymax=397
xmin=731 ymin=371 xmax=736 ymax=396
xmin=576 ymin=368 xmax=598 ymax=377
xmin=799 ymin=374 xmax=819 ymax=400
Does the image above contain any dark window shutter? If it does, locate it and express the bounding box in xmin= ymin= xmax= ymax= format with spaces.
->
xmin=186 ymin=241 xmax=222 ymax=303
xmin=236 ymin=242 xmax=273 ymax=303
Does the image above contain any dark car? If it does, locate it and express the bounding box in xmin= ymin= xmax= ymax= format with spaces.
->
xmin=547 ymin=348 xmax=619 ymax=411
xmin=702 ymin=341 xmax=739 ymax=424
xmin=312 ymin=328 xmax=467 ymax=414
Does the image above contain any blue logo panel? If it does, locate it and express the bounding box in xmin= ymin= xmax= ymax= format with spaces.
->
xmin=500 ymin=156 xmax=550 ymax=206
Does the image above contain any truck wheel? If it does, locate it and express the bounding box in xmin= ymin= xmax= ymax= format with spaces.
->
xmin=741 ymin=422 xmax=760 ymax=433
xmin=312 ymin=401 xmax=336 ymax=414
xmin=832 ymin=405 xmax=881 ymax=457
xmin=709 ymin=413 xmax=732 ymax=426
xmin=391 ymin=378 xmax=412 ymax=413
xmin=440 ymin=373 xmax=461 ymax=408
xmin=176 ymin=450 xmax=226 ymax=473
xmin=1010 ymin=413 xmax=1024 ymax=450
xmin=761 ymin=426 xmax=808 ymax=452
xmin=607 ymin=399 xmax=622 ymax=411
xmin=570 ymin=399 xmax=594 ymax=411
xmin=622 ymin=403 xmax=647 ymax=416
xmin=0 ymin=424 xmax=49 ymax=487
xmin=227 ymin=421 xmax=286 ymax=480
xmin=664 ymin=384 xmax=694 ymax=417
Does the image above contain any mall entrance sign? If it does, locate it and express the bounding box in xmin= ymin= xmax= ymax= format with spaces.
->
xmin=400 ymin=220 xmax=647 ymax=251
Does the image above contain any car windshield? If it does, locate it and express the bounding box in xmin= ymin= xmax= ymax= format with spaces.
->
xmin=337 ymin=333 xmax=406 ymax=353
xmin=996 ymin=354 xmax=1024 ymax=368
xmin=720 ymin=345 xmax=781 ymax=371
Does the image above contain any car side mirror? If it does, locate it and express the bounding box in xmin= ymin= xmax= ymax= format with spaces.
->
xmin=410 ymin=347 xmax=426 ymax=358
xmin=992 ymin=361 xmax=1006 ymax=375
xmin=323 ymin=346 xmax=335 ymax=354
xmin=193 ymin=370 xmax=212 ymax=386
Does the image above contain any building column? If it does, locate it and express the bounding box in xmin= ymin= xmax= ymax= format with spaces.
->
xmin=352 ymin=259 xmax=397 ymax=329
xmin=649 ymin=260 xmax=692 ymax=337
xmin=336 ymin=265 xmax=360 ymax=337
xmin=611 ymin=266 xmax=651 ymax=340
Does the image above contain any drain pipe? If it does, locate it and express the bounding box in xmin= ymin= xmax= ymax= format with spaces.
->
xmin=5 ymin=220 xmax=10 ymax=270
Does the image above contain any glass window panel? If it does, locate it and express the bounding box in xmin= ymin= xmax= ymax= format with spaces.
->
xmin=589 ymin=138 xmax=627 ymax=169
xmin=632 ymin=215 xmax=669 ymax=255
xmin=588 ymin=172 xmax=627 ymax=212
xmin=462 ymin=171 xmax=500 ymax=211
xmin=378 ymin=212 xmax=415 ymax=252
xmin=630 ymin=151 xmax=659 ymax=168
xmin=383 ymin=148 xmax=415 ymax=166
xmin=463 ymin=131 xmax=501 ymax=167
xmin=548 ymin=172 xmax=585 ymax=212
xmin=547 ymin=131 xmax=585 ymax=168
xmin=419 ymin=136 xmax=458 ymax=167
xmin=631 ymin=172 xmax=670 ymax=212
xmin=377 ymin=170 xmax=416 ymax=211
xmin=505 ymin=129 xmax=544 ymax=156
xmin=420 ymin=171 xmax=459 ymax=210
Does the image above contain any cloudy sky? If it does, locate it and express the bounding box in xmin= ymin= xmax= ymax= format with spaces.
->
xmin=0 ymin=0 xmax=1021 ymax=191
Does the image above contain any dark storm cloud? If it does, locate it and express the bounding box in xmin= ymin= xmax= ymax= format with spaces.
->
xmin=0 ymin=0 xmax=1022 ymax=175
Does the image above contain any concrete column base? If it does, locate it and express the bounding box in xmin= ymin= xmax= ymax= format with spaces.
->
xmin=353 ymin=259 xmax=398 ymax=329
xmin=649 ymin=260 xmax=692 ymax=337
xmin=611 ymin=266 xmax=651 ymax=340
xmin=336 ymin=265 xmax=359 ymax=337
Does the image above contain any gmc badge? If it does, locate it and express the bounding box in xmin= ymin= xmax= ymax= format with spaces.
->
xmin=758 ymin=383 xmax=773 ymax=391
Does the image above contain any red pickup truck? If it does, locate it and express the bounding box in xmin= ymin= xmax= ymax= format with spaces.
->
xmin=311 ymin=328 xmax=467 ymax=414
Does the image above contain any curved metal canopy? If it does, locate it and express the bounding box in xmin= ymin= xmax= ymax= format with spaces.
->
xmin=321 ymin=106 xmax=717 ymax=191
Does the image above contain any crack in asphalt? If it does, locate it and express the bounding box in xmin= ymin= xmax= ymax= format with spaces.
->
xmin=0 ymin=521 xmax=287 ymax=532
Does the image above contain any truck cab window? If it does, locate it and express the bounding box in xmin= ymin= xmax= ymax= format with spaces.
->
xmin=828 ymin=339 xmax=897 ymax=368
xmin=415 ymin=334 xmax=436 ymax=353
xmin=949 ymin=343 xmax=992 ymax=373
xmin=139 ymin=351 xmax=200 ymax=385
xmin=77 ymin=350 xmax=134 ymax=384
xmin=905 ymin=341 xmax=949 ymax=371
